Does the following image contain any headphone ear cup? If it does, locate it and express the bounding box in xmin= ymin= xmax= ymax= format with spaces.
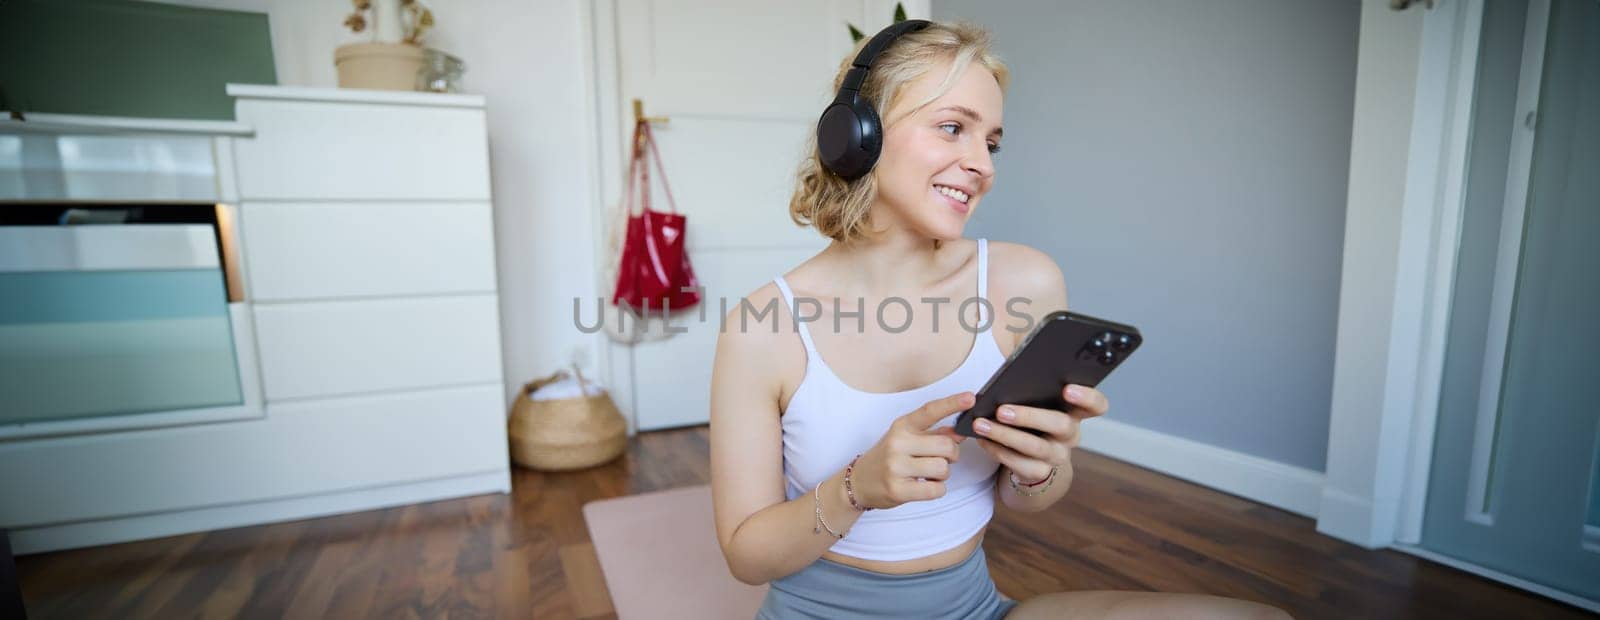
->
xmin=815 ymin=19 xmax=929 ymax=181
xmin=816 ymin=95 xmax=884 ymax=180
xmin=854 ymin=98 xmax=883 ymax=175
xmin=816 ymin=101 xmax=862 ymax=178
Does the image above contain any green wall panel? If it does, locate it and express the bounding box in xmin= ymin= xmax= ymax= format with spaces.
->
xmin=0 ymin=0 xmax=276 ymax=120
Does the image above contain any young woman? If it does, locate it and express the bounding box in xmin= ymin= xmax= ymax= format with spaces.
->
xmin=709 ymin=20 xmax=1293 ymax=620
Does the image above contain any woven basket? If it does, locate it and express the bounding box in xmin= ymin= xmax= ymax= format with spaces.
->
xmin=507 ymin=366 xmax=628 ymax=471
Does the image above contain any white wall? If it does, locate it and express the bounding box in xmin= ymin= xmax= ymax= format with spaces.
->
xmin=168 ymin=0 xmax=605 ymax=408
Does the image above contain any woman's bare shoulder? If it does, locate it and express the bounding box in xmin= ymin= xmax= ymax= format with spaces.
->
xmin=712 ymin=280 xmax=806 ymax=402
xmin=719 ymin=280 xmax=792 ymax=344
xmin=986 ymin=240 xmax=1067 ymax=304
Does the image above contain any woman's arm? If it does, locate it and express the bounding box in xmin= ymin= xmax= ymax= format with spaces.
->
xmin=709 ymin=286 xmax=865 ymax=585
xmin=985 ymin=242 xmax=1078 ymax=513
xmin=998 ymin=457 xmax=1075 ymax=513
xmin=987 ymin=380 xmax=1110 ymax=514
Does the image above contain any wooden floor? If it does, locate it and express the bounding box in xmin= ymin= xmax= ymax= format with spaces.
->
xmin=15 ymin=425 xmax=1594 ymax=619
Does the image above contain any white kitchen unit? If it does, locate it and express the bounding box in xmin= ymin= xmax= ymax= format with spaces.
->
xmin=0 ymin=85 xmax=509 ymax=554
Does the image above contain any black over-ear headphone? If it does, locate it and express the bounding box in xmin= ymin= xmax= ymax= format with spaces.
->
xmin=816 ymin=19 xmax=932 ymax=180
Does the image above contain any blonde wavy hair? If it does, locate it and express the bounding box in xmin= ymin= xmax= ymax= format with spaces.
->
xmin=789 ymin=21 xmax=1008 ymax=245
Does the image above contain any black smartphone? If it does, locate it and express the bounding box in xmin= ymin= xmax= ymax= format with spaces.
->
xmin=953 ymin=310 xmax=1142 ymax=438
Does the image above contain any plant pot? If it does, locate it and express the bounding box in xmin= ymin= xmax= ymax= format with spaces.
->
xmin=334 ymin=42 xmax=425 ymax=91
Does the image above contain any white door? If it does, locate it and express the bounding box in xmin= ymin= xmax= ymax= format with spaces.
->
xmin=594 ymin=0 xmax=930 ymax=432
xmin=1421 ymin=0 xmax=1600 ymax=608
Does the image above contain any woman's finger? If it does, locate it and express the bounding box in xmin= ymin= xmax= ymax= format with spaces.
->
xmin=972 ymin=414 xmax=1059 ymax=462
xmin=1063 ymin=384 xmax=1110 ymax=418
xmin=977 ymin=438 xmax=1053 ymax=484
xmin=903 ymin=431 xmax=962 ymax=462
xmin=995 ymin=404 xmax=1074 ymax=437
xmin=903 ymin=456 xmax=953 ymax=481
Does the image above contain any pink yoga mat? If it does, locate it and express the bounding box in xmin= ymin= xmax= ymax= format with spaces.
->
xmin=583 ymin=484 xmax=768 ymax=619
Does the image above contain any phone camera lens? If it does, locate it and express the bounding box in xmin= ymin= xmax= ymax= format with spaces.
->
xmin=1098 ymin=350 xmax=1117 ymax=366
xmin=1114 ymin=333 xmax=1133 ymax=351
xmin=1089 ymin=337 xmax=1107 ymax=351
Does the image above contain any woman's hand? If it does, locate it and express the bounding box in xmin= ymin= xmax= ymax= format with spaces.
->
xmin=971 ymin=384 xmax=1109 ymax=484
xmin=851 ymin=392 xmax=973 ymax=510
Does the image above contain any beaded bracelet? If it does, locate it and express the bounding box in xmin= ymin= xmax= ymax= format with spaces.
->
xmin=843 ymin=453 xmax=872 ymax=511
xmin=1008 ymin=465 xmax=1059 ymax=497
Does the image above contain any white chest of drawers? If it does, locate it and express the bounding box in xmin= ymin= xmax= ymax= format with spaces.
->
xmin=229 ymin=85 xmax=506 ymax=404
xmin=0 ymin=85 xmax=511 ymax=554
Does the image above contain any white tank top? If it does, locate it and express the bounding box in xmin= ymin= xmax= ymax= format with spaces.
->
xmin=772 ymin=238 xmax=1008 ymax=562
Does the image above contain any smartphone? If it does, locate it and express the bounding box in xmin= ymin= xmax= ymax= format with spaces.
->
xmin=953 ymin=310 xmax=1143 ymax=438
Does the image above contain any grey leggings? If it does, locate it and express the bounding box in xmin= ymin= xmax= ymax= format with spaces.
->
xmin=755 ymin=544 xmax=1018 ymax=619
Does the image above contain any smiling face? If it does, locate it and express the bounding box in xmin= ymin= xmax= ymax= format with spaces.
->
xmin=870 ymin=59 xmax=1005 ymax=241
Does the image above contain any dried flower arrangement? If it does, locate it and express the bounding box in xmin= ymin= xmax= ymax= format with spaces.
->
xmin=344 ymin=0 xmax=434 ymax=45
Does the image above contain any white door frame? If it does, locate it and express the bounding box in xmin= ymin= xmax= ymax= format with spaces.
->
xmin=1317 ymin=0 xmax=1483 ymax=548
xmin=1319 ymin=0 xmax=1562 ymax=552
xmin=1389 ymin=0 xmax=1491 ymax=545
xmin=579 ymin=0 xmax=931 ymax=435
xmin=577 ymin=0 xmax=637 ymax=434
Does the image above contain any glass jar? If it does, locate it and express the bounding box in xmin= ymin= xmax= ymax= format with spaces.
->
xmin=416 ymin=48 xmax=465 ymax=93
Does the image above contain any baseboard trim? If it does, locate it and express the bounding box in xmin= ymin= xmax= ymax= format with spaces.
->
xmin=1394 ymin=544 xmax=1600 ymax=614
xmin=1076 ymin=418 xmax=1325 ymax=518
xmin=1313 ymin=486 xmax=1400 ymax=548
xmin=10 ymin=469 xmax=511 ymax=555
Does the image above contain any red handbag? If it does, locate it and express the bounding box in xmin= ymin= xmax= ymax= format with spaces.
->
xmin=611 ymin=120 xmax=701 ymax=313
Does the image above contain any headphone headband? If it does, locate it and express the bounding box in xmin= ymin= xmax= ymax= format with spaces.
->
xmin=837 ymin=19 xmax=932 ymax=97
xmin=852 ymin=19 xmax=932 ymax=69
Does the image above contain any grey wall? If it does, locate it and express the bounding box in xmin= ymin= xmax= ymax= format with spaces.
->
xmin=931 ymin=0 xmax=1359 ymax=471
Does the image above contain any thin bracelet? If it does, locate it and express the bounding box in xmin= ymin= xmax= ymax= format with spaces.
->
xmin=814 ymin=483 xmax=845 ymax=539
xmin=1020 ymin=468 xmax=1052 ymax=487
xmin=844 ymin=454 xmax=872 ymax=511
xmin=1009 ymin=465 xmax=1058 ymax=497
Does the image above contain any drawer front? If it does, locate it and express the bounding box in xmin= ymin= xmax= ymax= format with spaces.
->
xmin=232 ymin=99 xmax=490 ymax=201
xmin=0 ymin=384 xmax=508 ymax=526
xmin=242 ymin=201 xmax=496 ymax=301
xmin=253 ymin=295 xmax=503 ymax=401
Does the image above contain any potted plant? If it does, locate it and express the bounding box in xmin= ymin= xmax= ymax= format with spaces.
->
xmin=334 ymin=0 xmax=435 ymax=91
xmin=848 ymin=2 xmax=908 ymax=42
